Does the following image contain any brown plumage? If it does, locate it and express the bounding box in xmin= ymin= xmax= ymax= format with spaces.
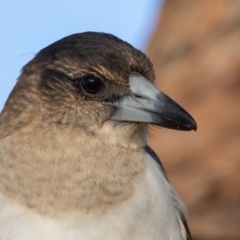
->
xmin=0 ymin=32 xmax=195 ymax=240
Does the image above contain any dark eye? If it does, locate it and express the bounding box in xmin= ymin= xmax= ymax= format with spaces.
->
xmin=80 ymin=77 xmax=102 ymax=95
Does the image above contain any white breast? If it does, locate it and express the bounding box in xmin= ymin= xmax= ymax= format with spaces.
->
xmin=0 ymin=153 xmax=185 ymax=240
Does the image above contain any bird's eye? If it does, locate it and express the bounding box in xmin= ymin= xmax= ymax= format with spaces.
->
xmin=80 ymin=77 xmax=102 ymax=95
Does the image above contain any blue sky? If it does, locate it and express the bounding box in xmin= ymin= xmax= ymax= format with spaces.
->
xmin=0 ymin=0 xmax=163 ymax=110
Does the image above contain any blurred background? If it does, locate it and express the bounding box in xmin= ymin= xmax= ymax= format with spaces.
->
xmin=1 ymin=0 xmax=240 ymax=239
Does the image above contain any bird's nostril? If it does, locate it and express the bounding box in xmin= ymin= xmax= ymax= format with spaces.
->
xmin=133 ymin=94 xmax=143 ymax=98
xmin=132 ymin=94 xmax=148 ymax=101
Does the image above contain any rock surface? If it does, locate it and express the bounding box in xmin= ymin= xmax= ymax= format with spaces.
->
xmin=147 ymin=1 xmax=240 ymax=239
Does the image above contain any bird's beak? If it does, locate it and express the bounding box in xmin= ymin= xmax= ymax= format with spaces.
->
xmin=104 ymin=73 xmax=197 ymax=131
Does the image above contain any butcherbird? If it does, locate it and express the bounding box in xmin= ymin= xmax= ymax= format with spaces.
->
xmin=0 ymin=32 xmax=196 ymax=240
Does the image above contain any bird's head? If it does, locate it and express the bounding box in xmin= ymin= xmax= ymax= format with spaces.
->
xmin=1 ymin=32 xmax=196 ymax=143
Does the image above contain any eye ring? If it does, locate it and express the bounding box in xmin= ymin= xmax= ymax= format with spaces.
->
xmin=80 ymin=77 xmax=103 ymax=95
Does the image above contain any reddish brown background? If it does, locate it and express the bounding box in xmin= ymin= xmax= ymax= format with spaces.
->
xmin=148 ymin=1 xmax=240 ymax=239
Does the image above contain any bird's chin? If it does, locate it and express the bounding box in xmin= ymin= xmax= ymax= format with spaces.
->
xmin=96 ymin=120 xmax=149 ymax=148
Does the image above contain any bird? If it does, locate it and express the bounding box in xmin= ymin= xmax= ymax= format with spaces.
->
xmin=0 ymin=32 xmax=197 ymax=240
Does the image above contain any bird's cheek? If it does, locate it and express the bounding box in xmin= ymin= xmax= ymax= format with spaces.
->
xmin=73 ymin=105 xmax=114 ymax=131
